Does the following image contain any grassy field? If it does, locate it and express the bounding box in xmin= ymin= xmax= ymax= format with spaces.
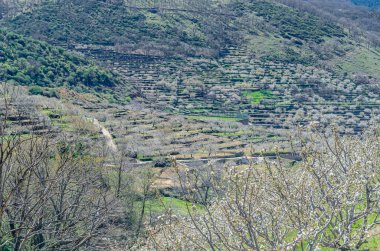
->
xmin=363 ymin=231 xmax=380 ymax=250
xmin=243 ymin=89 xmax=274 ymax=105
xmin=137 ymin=197 xmax=204 ymax=215
xmin=187 ymin=115 xmax=242 ymax=121
xmin=336 ymin=46 xmax=380 ymax=77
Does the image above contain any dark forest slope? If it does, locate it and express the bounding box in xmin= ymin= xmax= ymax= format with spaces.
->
xmin=3 ymin=0 xmax=230 ymax=57
xmin=0 ymin=28 xmax=122 ymax=89
xmin=2 ymin=0 xmax=348 ymax=63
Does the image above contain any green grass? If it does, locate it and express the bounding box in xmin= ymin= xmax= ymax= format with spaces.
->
xmin=0 ymin=133 xmax=31 ymax=141
xmin=188 ymin=108 xmax=212 ymax=113
xmin=243 ymin=1 xmax=345 ymax=42
xmin=336 ymin=47 xmax=380 ymax=77
xmin=363 ymin=233 xmax=380 ymax=250
xmin=41 ymin=108 xmax=62 ymax=117
xmin=41 ymin=109 xmax=74 ymax=131
xmin=187 ymin=115 xmax=241 ymax=122
xmin=138 ymin=197 xmax=204 ymax=215
xmin=247 ymin=35 xmax=283 ymax=57
xmin=243 ymin=90 xmax=274 ymax=105
xmin=213 ymin=130 xmax=254 ymax=137
xmin=290 ymin=221 xmax=380 ymax=250
xmin=235 ymin=0 xmax=345 ymax=64
xmin=247 ymin=35 xmax=317 ymax=64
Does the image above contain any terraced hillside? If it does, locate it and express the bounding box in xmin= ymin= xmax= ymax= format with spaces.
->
xmin=80 ymin=45 xmax=380 ymax=134
xmin=3 ymin=0 xmax=351 ymax=62
xmin=3 ymin=0 xmax=380 ymax=133
xmin=85 ymin=103 xmax=292 ymax=168
xmin=0 ymin=87 xmax=115 ymax=148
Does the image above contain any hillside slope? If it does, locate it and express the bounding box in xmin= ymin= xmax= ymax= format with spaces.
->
xmin=3 ymin=0 xmax=230 ymax=57
xmin=5 ymin=0 xmax=379 ymax=76
xmin=2 ymin=0 xmax=350 ymax=63
xmin=2 ymin=0 xmax=379 ymax=133
xmin=0 ymin=28 xmax=132 ymax=102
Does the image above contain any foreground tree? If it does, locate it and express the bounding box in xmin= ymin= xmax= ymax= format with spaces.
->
xmin=0 ymin=83 xmax=115 ymax=250
xmin=146 ymin=127 xmax=380 ymax=250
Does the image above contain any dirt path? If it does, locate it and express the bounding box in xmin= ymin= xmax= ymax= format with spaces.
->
xmin=93 ymin=118 xmax=118 ymax=152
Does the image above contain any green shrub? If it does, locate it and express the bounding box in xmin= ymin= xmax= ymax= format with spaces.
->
xmin=28 ymin=86 xmax=44 ymax=95
xmin=0 ymin=29 xmax=121 ymax=91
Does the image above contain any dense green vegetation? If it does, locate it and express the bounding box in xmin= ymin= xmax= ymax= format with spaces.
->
xmin=3 ymin=0 xmax=227 ymax=56
xmin=2 ymin=0 xmax=349 ymax=62
xmin=0 ymin=28 xmax=121 ymax=91
xmin=335 ymin=46 xmax=380 ymax=76
xmin=243 ymin=89 xmax=274 ymax=105
xmin=234 ymin=1 xmax=345 ymax=43
xmin=230 ymin=1 xmax=348 ymax=65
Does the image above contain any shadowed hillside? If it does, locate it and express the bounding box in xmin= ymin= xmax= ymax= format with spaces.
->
xmin=2 ymin=0 xmax=349 ymax=62
xmin=0 ymin=28 xmax=133 ymax=103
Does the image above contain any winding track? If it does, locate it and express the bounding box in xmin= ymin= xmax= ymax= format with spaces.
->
xmin=92 ymin=118 xmax=118 ymax=152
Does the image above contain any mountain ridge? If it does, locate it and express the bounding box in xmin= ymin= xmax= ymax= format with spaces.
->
xmin=1 ymin=0 xmax=348 ymax=62
xmin=1 ymin=0 xmax=379 ymax=131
